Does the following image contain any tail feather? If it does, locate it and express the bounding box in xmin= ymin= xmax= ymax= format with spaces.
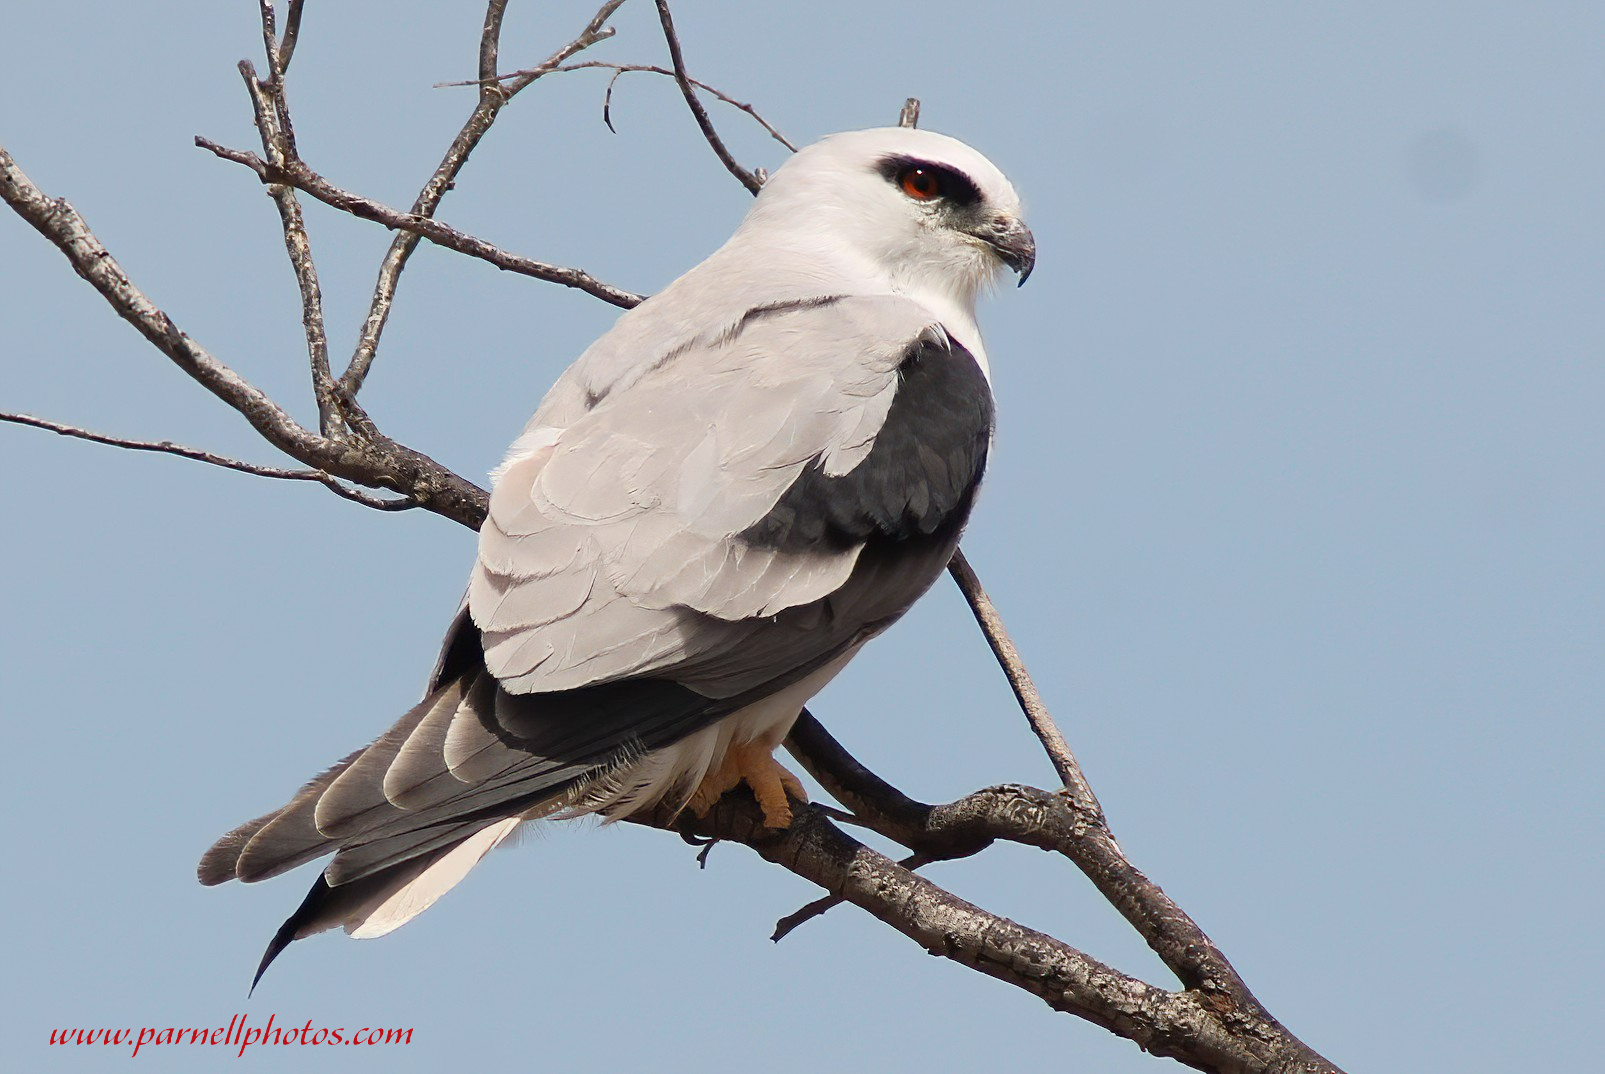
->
xmin=379 ymin=676 xmax=505 ymax=813
xmin=346 ymin=817 xmax=523 ymax=938
xmin=249 ymin=816 xmax=525 ymax=992
xmin=198 ymin=748 xmax=364 ymax=886
xmin=313 ymin=682 xmax=464 ymax=839
xmin=204 ymin=615 xmax=736 ymax=986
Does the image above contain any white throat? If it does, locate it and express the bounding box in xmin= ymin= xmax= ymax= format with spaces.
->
xmin=887 ymin=267 xmax=991 ymax=383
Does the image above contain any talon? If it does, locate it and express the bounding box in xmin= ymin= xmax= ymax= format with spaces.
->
xmin=688 ymin=740 xmax=807 ymax=828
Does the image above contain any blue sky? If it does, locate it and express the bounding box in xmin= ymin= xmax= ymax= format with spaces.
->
xmin=3 ymin=2 xmax=1601 ymax=1071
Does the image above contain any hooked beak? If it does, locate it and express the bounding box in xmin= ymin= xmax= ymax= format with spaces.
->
xmin=977 ymin=215 xmax=1036 ymax=286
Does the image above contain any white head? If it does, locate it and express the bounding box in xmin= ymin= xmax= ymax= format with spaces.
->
xmin=737 ymin=128 xmax=1034 ymax=313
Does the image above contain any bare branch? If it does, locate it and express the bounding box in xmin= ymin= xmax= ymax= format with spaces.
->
xmin=0 ymin=412 xmax=417 ymax=512
xmin=784 ymin=714 xmax=1340 ymax=1067
xmin=242 ymin=6 xmax=337 ymax=435
xmin=316 ymin=481 xmax=421 ymax=512
xmin=278 ymin=0 xmax=306 ymax=74
xmin=3 ymin=411 xmax=325 ymax=481
xmin=1 ymin=145 xmax=490 ymax=530
xmin=236 ymin=55 xmax=341 ymax=437
xmin=255 ymin=0 xmax=308 ymax=84
xmin=550 ymin=60 xmax=798 ymax=152
xmin=652 ymin=0 xmax=764 ymax=194
xmin=502 ymin=0 xmax=625 ymax=95
xmin=653 ymin=795 xmax=1335 ymax=1073
xmin=195 ymin=138 xmax=644 ymax=310
xmin=3 ymin=148 xmax=315 ymax=460
xmin=341 ymin=0 xmax=510 ymax=398
xmin=258 ymin=0 xmax=283 ymax=80
xmin=341 ymin=0 xmax=627 ymax=398
xmin=948 ymin=549 xmax=1103 ymax=811
xmin=771 ymin=850 xmax=932 ymax=941
xmin=476 ymin=0 xmax=512 ymax=83
xmin=786 ymin=712 xmax=992 ymax=858
xmin=779 ymin=716 xmax=1345 ymax=1071
xmin=194 ymin=138 xmax=268 ymax=178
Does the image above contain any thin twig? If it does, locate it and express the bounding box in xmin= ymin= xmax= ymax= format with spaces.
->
xmin=2 ymin=411 xmax=323 ymax=481
xmin=0 ymin=412 xmax=416 ymax=512
xmin=341 ymin=0 xmax=512 ymax=398
xmin=447 ymin=59 xmax=798 ymax=154
xmin=476 ymin=0 xmax=512 ymax=83
xmin=1 ymin=148 xmax=313 ymax=459
xmin=652 ymin=0 xmax=763 ymax=194
xmin=503 ymin=0 xmax=625 ymax=95
xmin=0 ymin=145 xmax=490 ymax=530
xmin=809 ymin=803 xmax=874 ymax=829
xmin=195 ymin=138 xmax=644 ymax=310
xmin=247 ymin=10 xmax=301 ymax=160
xmin=948 ymin=549 xmax=1103 ymax=814
xmin=316 ymin=480 xmax=420 ymax=511
xmin=341 ymin=0 xmax=626 ymax=397
xmin=547 ymin=61 xmax=797 ymax=151
xmin=432 ymin=5 xmax=640 ymax=94
xmin=195 ymin=138 xmax=268 ymax=178
xmin=279 ymin=0 xmax=306 ymax=73
xmin=772 ymin=851 xmax=932 ymax=941
xmin=258 ymin=0 xmax=283 ymax=80
xmin=237 ymin=57 xmax=340 ymax=437
xmin=787 ymin=711 xmax=950 ymax=845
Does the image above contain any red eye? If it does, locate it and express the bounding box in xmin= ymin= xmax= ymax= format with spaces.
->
xmin=898 ymin=166 xmax=942 ymax=201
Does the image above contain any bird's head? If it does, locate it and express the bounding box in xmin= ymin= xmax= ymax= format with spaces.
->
xmin=740 ymin=128 xmax=1034 ymax=310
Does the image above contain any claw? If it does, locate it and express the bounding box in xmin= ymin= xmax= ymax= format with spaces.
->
xmin=688 ymin=740 xmax=807 ymax=828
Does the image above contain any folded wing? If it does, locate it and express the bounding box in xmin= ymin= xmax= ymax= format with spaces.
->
xmin=200 ymin=292 xmax=994 ymax=978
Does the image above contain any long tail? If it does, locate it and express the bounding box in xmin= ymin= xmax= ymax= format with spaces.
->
xmin=246 ymin=816 xmax=523 ymax=993
xmin=200 ymin=612 xmax=730 ymax=988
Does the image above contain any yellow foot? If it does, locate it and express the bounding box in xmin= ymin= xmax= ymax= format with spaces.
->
xmin=688 ymin=740 xmax=808 ymax=828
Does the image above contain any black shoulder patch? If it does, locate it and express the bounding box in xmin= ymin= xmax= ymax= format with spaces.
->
xmin=742 ymin=334 xmax=994 ymax=549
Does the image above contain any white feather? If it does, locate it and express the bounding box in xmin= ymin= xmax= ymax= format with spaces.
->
xmin=346 ymin=817 xmax=523 ymax=939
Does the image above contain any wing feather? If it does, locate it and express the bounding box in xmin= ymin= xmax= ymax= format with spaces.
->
xmin=471 ymin=295 xmax=934 ymax=691
xmin=310 ymin=684 xmax=462 ymax=840
xmin=203 ymin=290 xmax=995 ymax=968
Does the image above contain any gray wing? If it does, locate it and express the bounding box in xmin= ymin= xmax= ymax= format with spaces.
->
xmin=200 ymin=292 xmax=993 ymax=969
xmin=472 ymin=294 xmax=942 ymax=696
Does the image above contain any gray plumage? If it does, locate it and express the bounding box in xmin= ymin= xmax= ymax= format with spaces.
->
xmin=198 ymin=127 xmax=1034 ymax=985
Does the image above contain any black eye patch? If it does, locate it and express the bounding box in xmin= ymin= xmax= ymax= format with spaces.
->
xmin=876 ymin=155 xmax=983 ymax=208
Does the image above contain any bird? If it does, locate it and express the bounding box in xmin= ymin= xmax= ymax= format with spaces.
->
xmin=198 ymin=126 xmax=1034 ymax=988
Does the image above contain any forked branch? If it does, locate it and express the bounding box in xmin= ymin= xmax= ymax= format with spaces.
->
xmin=342 ymin=0 xmax=629 ymax=397
xmin=653 ymin=0 xmax=765 ymax=193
